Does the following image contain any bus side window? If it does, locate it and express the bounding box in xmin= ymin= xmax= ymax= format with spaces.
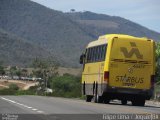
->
xmin=93 ymin=47 xmax=96 ymax=62
xmin=88 ymin=48 xmax=91 ymax=63
xmin=105 ymin=45 xmax=107 ymax=59
xmin=90 ymin=47 xmax=94 ymax=62
xmin=102 ymin=45 xmax=107 ymax=60
xmin=85 ymin=49 xmax=88 ymax=63
xmin=86 ymin=48 xmax=89 ymax=62
xmin=102 ymin=45 xmax=105 ymax=60
xmin=86 ymin=44 xmax=107 ymax=63
xmin=97 ymin=46 xmax=100 ymax=61
xmin=95 ymin=47 xmax=98 ymax=61
xmin=95 ymin=47 xmax=98 ymax=62
xmin=99 ymin=45 xmax=102 ymax=61
xmin=94 ymin=47 xmax=97 ymax=61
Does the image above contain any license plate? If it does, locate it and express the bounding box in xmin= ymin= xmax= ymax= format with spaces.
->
xmin=122 ymin=82 xmax=135 ymax=87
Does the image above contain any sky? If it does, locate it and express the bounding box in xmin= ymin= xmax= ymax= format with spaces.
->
xmin=31 ymin=0 xmax=160 ymax=33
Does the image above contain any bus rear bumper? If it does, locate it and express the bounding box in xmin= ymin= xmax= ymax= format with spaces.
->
xmin=103 ymin=85 xmax=154 ymax=100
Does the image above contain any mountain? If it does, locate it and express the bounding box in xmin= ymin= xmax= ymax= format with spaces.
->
xmin=0 ymin=0 xmax=160 ymax=67
xmin=0 ymin=28 xmax=52 ymax=66
xmin=66 ymin=11 xmax=160 ymax=41
xmin=0 ymin=0 xmax=93 ymax=67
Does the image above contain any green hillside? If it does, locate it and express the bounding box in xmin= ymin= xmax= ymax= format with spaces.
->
xmin=0 ymin=29 xmax=53 ymax=66
xmin=0 ymin=0 xmax=159 ymax=67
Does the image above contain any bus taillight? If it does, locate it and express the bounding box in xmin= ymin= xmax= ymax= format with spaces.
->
xmin=104 ymin=71 xmax=109 ymax=83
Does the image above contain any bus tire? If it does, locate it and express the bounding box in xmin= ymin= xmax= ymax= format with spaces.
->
xmin=132 ymin=98 xmax=145 ymax=106
xmin=121 ymin=100 xmax=127 ymax=105
xmin=94 ymin=94 xmax=103 ymax=103
xmin=83 ymin=82 xmax=85 ymax=95
xmin=104 ymin=99 xmax=110 ymax=104
xmin=86 ymin=95 xmax=93 ymax=102
xmin=137 ymin=99 xmax=145 ymax=106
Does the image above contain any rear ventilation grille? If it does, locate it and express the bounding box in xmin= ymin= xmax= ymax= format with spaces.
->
xmin=112 ymin=59 xmax=150 ymax=64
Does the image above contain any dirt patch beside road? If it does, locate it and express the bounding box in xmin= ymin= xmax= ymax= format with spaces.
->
xmin=0 ymin=79 xmax=38 ymax=90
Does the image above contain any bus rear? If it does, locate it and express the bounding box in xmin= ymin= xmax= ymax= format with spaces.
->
xmin=104 ymin=35 xmax=155 ymax=106
xmin=80 ymin=34 xmax=155 ymax=106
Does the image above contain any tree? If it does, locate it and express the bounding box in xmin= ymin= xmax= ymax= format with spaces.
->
xmin=0 ymin=61 xmax=5 ymax=76
xmin=156 ymin=42 xmax=160 ymax=82
xmin=50 ymin=74 xmax=81 ymax=97
xmin=31 ymin=58 xmax=59 ymax=92
xmin=9 ymin=66 xmax=17 ymax=79
xmin=0 ymin=66 xmax=5 ymax=75
xmin=70 ymin=9 xmax=75 ymax=12
xmin=21 ymin=69 xmax=28 ymax=77
xmin=16 ymin=69 xmax=22 ymax=79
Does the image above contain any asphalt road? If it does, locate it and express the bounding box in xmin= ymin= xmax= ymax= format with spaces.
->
xmin=0 ymin=95 xmax=160 ymax=120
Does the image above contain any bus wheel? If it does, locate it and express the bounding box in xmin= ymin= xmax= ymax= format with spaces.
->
xmin=94 ymin=94 xmax=103 ymax=103
xmin=121 ymin=100 xmax=127 ymax=105
xmin=137 ymin=98 xmax=145 ymax=106
xmin=132 ymin=98 xmax=145 ymax=106
xmin=104 ymin=99 xmax=110 ymax=104
xmin=86 ymin=95 xmax=93 ymax=102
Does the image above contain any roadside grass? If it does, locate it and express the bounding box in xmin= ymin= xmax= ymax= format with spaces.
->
xmin=0 ymin=74 xmax=82 ymax=99
xmin=155 ymin=84 xmax=160 ymax=101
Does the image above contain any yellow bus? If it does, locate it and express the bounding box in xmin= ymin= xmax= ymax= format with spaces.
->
xmin=80 ymin=34 xmax=155 ymax=106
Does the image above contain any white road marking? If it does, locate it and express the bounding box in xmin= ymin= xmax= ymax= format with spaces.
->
xmin=22 ymin=105 xmax=30 ymax=108
xmin=16 ymin=103 xmax=23 ymax=106
xmin=37 ymin=111 xmax=44 ymax=113
xmin=1 ymin=97 xmax=44 ymax=113
xmin=8 ymin=100 xmax=16 ymax=103
xmin=27 ymin=106 xmax=32 ymax=109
